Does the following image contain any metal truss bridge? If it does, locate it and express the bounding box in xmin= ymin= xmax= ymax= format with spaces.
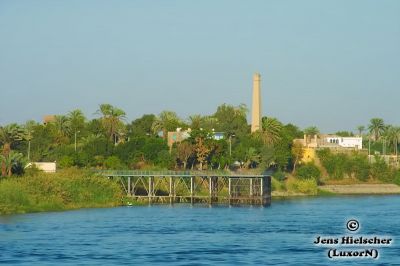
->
xmin=98 ymin=170 xmax=271 ymax=206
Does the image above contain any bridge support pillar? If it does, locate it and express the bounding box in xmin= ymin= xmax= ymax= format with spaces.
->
xmin=261 ymin=176 xmax=271 ymax=206
xmin=209 ymin=177 xmax=218 ymax=204
xmin=127 ymin=176 xmax=131 ymax=196
xmin=148 ymin=176 xmax=154 ymax=204
xmin=228 ymin=178 xmax=232 ymax=205
xmin=190 ymin=177 xmax=194 ymax=204
xmin=169 ymin=176 xmax=174 ymax=204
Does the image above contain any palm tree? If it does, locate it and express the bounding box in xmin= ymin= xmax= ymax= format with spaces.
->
xmin=201 ymin=116 xmax=219 ymax=131
xmin=259 ymin=117 xmax=283 ymax=146
xmin=0 ymin=124 xmax=24 ymax=176
xmin=368 ymin=118 xmax=385 ymax=141
xmin=188 ymin=115 xmax=203 ymax=130
xmin=304 ymin=126 xmax=319 ymax=136
xmin=188 ymin=115 xmax=219 ymax=131
xmin=97 ymin=104 xmax=126 ymax=144
xmin=81 ymin=133 xmax=103 ymax=145
xmin=394 ymin=127 xmax=400 ymax=159
xmin=24 ymin=120 xmax=37 ymax=161
xmin=68 ymin=109 xmax=85 ymax=133
xmin=234 ymin=103 xmax=248 ymax=117
xmin=244 ymin=147 xmax=261 ymax=168
xmin=152 ymin=111 xmax=181 ymax=139
xmin=0 ymin=150 xmax=24 ymax=177
xmin=357 ymin=125 xmax=365 ymax=137
xmin=54 ymin=115 xmax=71 ymax=137
xmin=68 ymin=109 xmax=86 ymax=151
xmin=385 ymin=126 xmax=400 ymax=156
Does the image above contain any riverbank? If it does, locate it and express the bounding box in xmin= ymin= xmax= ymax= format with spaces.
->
xmin=271 ymin=183 xmax=400 ymax=198
xmin=0 ymin=169 xmax=123 ymax=215
xmin=319 ymin=184 xmax=400 ymax=195
xmin=2 ymin=170 xmax=400 ymax=215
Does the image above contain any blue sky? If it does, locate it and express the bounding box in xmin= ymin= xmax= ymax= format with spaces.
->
xmin=1 ymin=0 xmax=399 ymax=133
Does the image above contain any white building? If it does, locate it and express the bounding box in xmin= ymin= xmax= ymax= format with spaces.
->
xmin=325 ymin=136 xmax=363 ymax=150
xmin=167 ymin=128 xmax=225 ymax=148
xmin=25 ymin=162 xmax=57 ymax=173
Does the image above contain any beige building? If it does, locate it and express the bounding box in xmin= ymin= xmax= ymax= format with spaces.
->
xmin=43 ymin=115 xmax=56 ymax=124
xmin=294 ymin=134 xmax=363 ymax=163
xmin=167 ymin=128 xmax=191 ymax=148
xmin=296 ymin=134 xmax=362 ymax=150
xmin=26 ymin=162 xmax=57 ymax=173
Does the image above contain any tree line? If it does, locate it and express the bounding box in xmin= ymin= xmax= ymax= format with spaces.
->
xmin=1 ymin=103 xmax=399 ymax=180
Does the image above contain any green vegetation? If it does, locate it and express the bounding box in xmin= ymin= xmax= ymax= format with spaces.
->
xmin=286 ymin=178 xmax=318 ymax=195
xmin=0 ymin=169 xmax=124 ymax=214
xmin=0 ymin=103 xmax=305 ymax=173
xmin=316 ymin=149 xmax=399 ymax=183
xmin=2 ymin=104 xmax=400 ymax=207
xmin=295 ymin=163 xmax=321 ymax=182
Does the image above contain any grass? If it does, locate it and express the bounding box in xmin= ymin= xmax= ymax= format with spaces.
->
xmin=317 ymin=188 xmax=337 ymax=196
xmin=0 ymin=168 xmax=126 ymax=215
xmin=286 ymin=177 xmax=318 ymax=195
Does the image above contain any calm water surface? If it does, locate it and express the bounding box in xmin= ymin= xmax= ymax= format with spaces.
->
xmin=1 ymin=196 xmax=399 ymax=265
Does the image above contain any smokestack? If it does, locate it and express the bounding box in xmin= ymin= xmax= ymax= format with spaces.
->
xmin=251 ymin=73 xmax=262 ymax=133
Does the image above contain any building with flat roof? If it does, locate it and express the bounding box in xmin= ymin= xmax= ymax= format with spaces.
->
xmin=295 ymin=134 xmax=363 ymax=150
xmin=43 ymin=115 xmax=56 ymax=124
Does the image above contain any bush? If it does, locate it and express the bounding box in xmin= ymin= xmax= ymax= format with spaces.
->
xmin=286 ymin=178 xmax=318 ymax=195
xmin=346 ymin=153 xmax=370 ymax=181
xmin=271 ymin=177 xmax=285 ymax=191
xmin=394 ymin=171 xmax=400 ymax=186
xmin=273 ymin=169 xmax=286 ymax=182
xmin=317 ymin=149 xmax=369 ymax=180
xmin=295 ymin=163 xmax=321 ymax=182
xmin=369 ymin=156 xmax=395 ymax=182
xmin=0 ymin=169 xmax=124 ymax=214
xmin=155 ymin=150 xmax=175 ymax=169
xmin=104 ymin=156 xmax=125 ymax=169
xmin=59 ymin=155 xmax=74 ymax=168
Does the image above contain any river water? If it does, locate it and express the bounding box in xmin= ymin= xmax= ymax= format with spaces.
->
xmin=1 ymin=196 xmax=399 ymax=265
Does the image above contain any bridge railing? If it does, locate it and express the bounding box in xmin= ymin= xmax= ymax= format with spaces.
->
xmin=95 ymin=169 xmax=267 ymax=177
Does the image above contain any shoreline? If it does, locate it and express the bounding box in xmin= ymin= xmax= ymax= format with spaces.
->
xmin=2 ymin=183 xmax=400 ymax=216
xmin=271 ymin=183 xmax=400 ymax=198
xmin=2 ymin=192 xmax=400 ymax=216
xmin=318 ymin=184 xmax=400 ymax=195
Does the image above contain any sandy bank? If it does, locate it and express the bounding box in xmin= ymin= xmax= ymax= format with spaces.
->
xmin=272 ymin=191 xmax=309 ymax=197
xmin=319 ymin=184 xmax=400 ymax=194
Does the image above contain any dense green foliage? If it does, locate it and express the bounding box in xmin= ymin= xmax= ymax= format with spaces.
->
xmin=0 ymin=103 xmax=308 ymax=175
xmin=1 ymin=105 xmax=400 ymax=193
xmin=286 ymin=178 xmax=318 ymax=195
xmin=316 ymin=149 xmax=399 ymax=183
xmin=295 ymin=163 xmax=321 ymax=182
xmin=0 ymin=169 xmax=123 ymax=214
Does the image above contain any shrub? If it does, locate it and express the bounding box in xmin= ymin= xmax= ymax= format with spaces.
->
xmin=346 ymin=153 xmax=370 ymax=181
xmin=394 ymin=171 xmax=400 ymax=186
xmin=0 ymin=169 xmax=124 ymax=214
xmin=104 ymin=156 xmax=125 ymax=169
xmin=286 ymin=178 xmax=318 ymax=195
xmin=155 ymin=150 xmax=175 ymax=169
xmin=59 ymin=155 xmax=74 ymax=168
xmin=369 ymin=156 xmax=394 ymax=182
xmin=273 ymin=169 xmax=286 ymax=182
xmin=271 ymin=177 xmax=285 ymax=191
xmin=317 ymin=149 xmax=340 ymax=179
xmin=295 ymin=163 xmax=321 ymax=182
